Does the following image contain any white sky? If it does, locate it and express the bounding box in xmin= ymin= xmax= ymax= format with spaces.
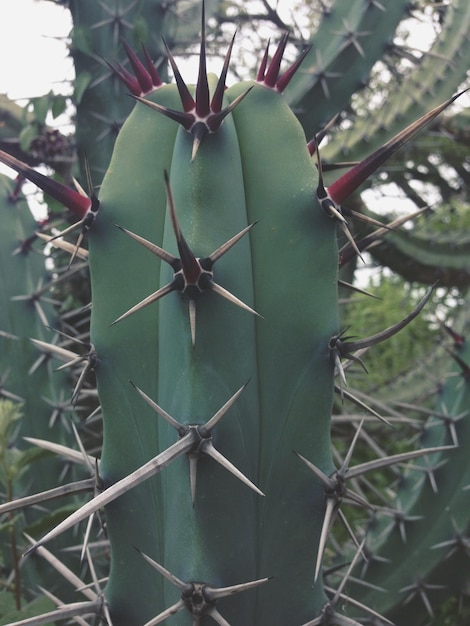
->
xmin=0 ymin=0 xmax=73 ymax=100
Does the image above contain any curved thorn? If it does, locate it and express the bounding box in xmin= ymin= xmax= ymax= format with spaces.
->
xmin=339 ymin=287 xmax=434 ymax=353
xmin=206 ymin=577 xmax=270 ymax=600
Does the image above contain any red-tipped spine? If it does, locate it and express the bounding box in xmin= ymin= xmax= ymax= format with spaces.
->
xmin=195 ymin=1 xmax=210 ymax=118
xmin=211 ymin=31 xmax=237 ymax=114
xmin=122 ymin=39 xmax=154 ymax=94
xmin=263 ymin=34 xmax=289 ymax=88
xmin=0 ymin=150 xmax=91 ymax=219
xmin=328 ymin=89 xmax=469 ymax=205
xmin=141 ymin=44 xmax=163 ymax=88
xmin=275 ymin=45 xmax=311 ymax=93
xmin=257 ymin=40 xmax=271 ymax=82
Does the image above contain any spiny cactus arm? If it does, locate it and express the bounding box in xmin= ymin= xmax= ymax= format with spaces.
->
xmin=284 ymin=0 xmax=411 ymax=138
xmin=325 ymin=0 xmax=470 ymax=164
xmin=352 ymin=329 xmax=470 ymax=622
xmin=339 ymin=194 xmax=470 ymax=288
xmin=361 ymin=221 xmax=470 ymax=288
xmin=0 ymin=174 xmax=77 ymax=483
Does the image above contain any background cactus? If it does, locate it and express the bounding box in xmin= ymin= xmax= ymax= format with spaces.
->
xmin=0 ymin=1 xmax=469 ymax=624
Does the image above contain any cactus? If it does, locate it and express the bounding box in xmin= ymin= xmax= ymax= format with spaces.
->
xmin=0 ymin=1 xmax=470 ymax=625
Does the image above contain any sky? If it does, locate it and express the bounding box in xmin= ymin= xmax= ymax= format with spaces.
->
xmin=0 ymin=0 xmax=73 ymax=100
xmin=0 ymin=0 xmax=467 ymax=226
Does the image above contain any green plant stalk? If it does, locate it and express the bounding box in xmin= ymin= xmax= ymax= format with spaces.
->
xmin=0 ymin=174 xmax=79 ymax=602
xmin=87 ymin=60 xmax=339 ymax=620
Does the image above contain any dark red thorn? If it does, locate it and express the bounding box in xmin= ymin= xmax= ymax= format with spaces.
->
xmin=0 ymin=149 xmax=91 ymax=219
xmin=164 ymin=171 xmax=201 ymax=284
xmin=211 ymin=31 xmax=237 ymax=114
xmin=328 ymin=88 xmax=470 ymax=205
xmin=9 ymin=175 xmax=26 ymax=202
xmin=141 ymin=43 xmax=163 ymax=88
xmin=163 ymin=38 xmax=195 ymax=112
xmin=122 ymin=39 xmax=154 ymax=94
xmin=446 ymin=348 xmax=470 ymax=382
xmin=132 ymin=96 xmax=194 ymax=130
xmin=195 ymin=0 xmax=210 ymax=118
xmin=106 ymin=59 xmax=141 ymax=96
xmin=275 ymin=44 xmax=311 ymax=93
xmin=206 ymin=86 xmax=253 ymax=131
xmin=257 ymin=40 xmax=271 ymax=82
xmin=263 ymin=33 xmax=289 ymax=88
xmin=307 ymin=112 xmax=341 ymax=155
xmin=443 ymin=325 xmax=465 ymax=348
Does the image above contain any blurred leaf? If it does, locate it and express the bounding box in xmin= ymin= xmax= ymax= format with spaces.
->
xmin=32 ymin=94 xmax=52 ymax=126
xmin=18 ymin=125 xmax=38 ymax=152
xmin=73 ymin=71 xmax=92 ymax=106
xmin=0 ymin=594 xmax=55 ymax=624
xmin=51 ymin=95 xmax=67 ymax=119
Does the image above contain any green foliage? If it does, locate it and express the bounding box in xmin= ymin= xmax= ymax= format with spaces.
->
xmin=340 ymin=275 xmax=442 ymax=392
